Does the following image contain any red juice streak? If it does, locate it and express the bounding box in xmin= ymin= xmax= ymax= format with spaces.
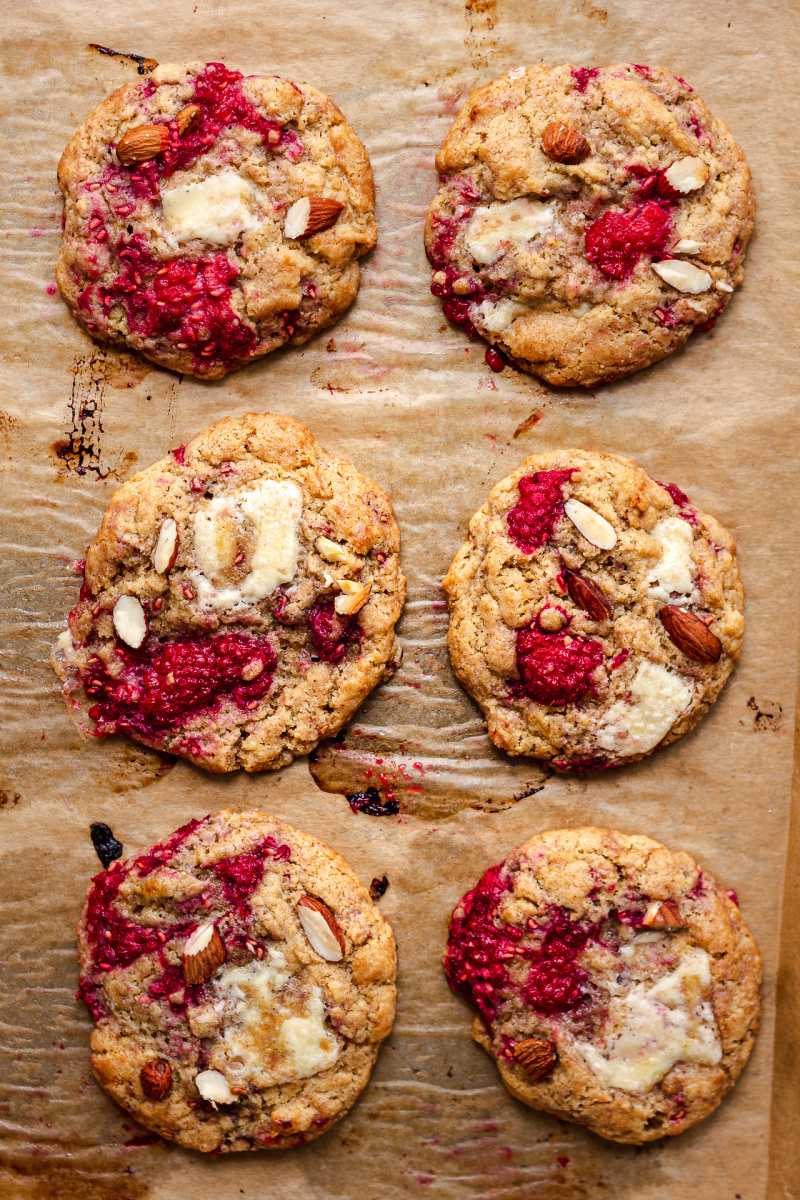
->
xmin=83 ymin=633 xmax=275 ymax=737
xmin=571 ymin=67 xmax=600 ymax=92
xmin=214 ymin=836 xmax=291 ymax=916
xmin=585 ymin=201 xmax=672 ymax=279
xmin=133 ymin=816 xmax=209 ymax=877
xmin=307 ymin=598 xmax=360 ymax=664
xmin=554 ymin=753 xmax=616 ymax=771
xmin=515 ymin=626 xmax=604 ymax=706
xmin=507 ymin=470 xmax=574 ymax=554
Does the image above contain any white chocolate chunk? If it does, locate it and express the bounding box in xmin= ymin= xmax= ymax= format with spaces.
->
xmin=195 ymin=1069 xmax=237 ymax=1105
xmin=564 ymin=498 xmax=617 ymax=549
xmin=716 ymin=280 xmax=734 ymax=293
xmin=597 ymin=661 xmax=693 ymax=756
xmin=652 ymin=259 xmax=713 ymax=294
xmin=575 ymin=949 xmax=721 ymax=1093
xmin=113 ymin=595 xmax=147 ymax=648
xmin=161 ymin=171 xmax=258 ymax=246
xmin=466 ymin=198 xmax=557 ymax=265
xmin=647 ymin=517 xmax=697 ymax=602
xmin=278 ymin=990 xmax=340 ymax=1076
xmin=475 ymin=297 xmax=530 ymax=332
xmin=673 ymin=239 xmax=703 ymax=254
xmin=664 ymin=156 xmax=709 ymax=194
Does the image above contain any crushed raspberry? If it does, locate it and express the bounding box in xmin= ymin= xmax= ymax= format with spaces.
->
xmin=214 ymin=836 xmax=291 ymax=916
xmin=553 ymin=754 xmax=616 ymax=771
xmin=84 ymin=633 xmax=276 ymax=737
xmin=485 ymin=347 xmax=505 ymax=372
xmin=307 ymin=599 xmax=360 ymax=663
xmin=100 ymin=236 xmax=257 ymax=369
xmin=522 ymin=909 xmax=592 ymax=1015
xmin=656 ymin=480 xmax=699 ymax=525
xmin=133 ymin=817 xmax=208 ymax=876
xmin=347 ymin=787 xmax=400 ymax=816
xmin=507 ymin=470 xmax=574 ymax=553
xmin=571 ymin=67 xmax=600 ymax=92
xmin=585 ymin=201 xmax=672 ymax=279
xmin=441 ymin=295 xmax=478 ymax=338
xmin=515 ymin=626 xmax=604 ymax=706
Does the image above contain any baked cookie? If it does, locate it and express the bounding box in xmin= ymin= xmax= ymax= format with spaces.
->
xmin=53 ymin=412 xmax=405 ymax=772
xmin=425 ymin=63 xmax=754 ymax=385
xmin=77 ymin=809 xmax=397 ymax=1152
xmin=444 ymin=827 xmax=761 ymax=1144
xmin=443 ymin=449 xmax=743 ymax=769
xmin=56 ymin=61 xmax=376 ymax=378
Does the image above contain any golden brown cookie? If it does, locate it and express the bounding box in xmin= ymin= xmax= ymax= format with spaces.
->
xmin=56 ymin=61 xmax=376 ymax=377
xmin=53 ymin=413 xmax=405 ymax=772
xmin=77 ymin=810 xmax=397 ymax=1152
xmin=425 ymin=63 xmax=754 ymax=385
xmin=443 ymin=449 xmax=743 ymax=769
xmin=444 ymin=827 xmax=761 ymax=1143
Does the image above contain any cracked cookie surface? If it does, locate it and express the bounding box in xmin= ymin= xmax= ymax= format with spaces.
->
xmin=56 ymin=61 xmax=376 ymax=378
xmin=77 ymin=809 xmax=397 ymax=1152
xmin=442 ymin=449 xmax=743 ymax=769
xmin=444 ymin=826 xmax=761 ymax=1144
xmin=425 ymin=63 xmax=754 ymax=385
xmin=53 ymin=412 xmax=405 ymax=772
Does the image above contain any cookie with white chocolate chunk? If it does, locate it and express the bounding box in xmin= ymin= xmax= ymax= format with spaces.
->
xmin=77 ymin=810 xmax=397 ymax=1152
xmin=444 ymin=827 xmax=761 ymax=1144
xmin=443 ymin=449 xmax=743 ymax=768
xmin=56 ymin=61 xmax=376 ymax=378
xmin=52 ymin=412 xmax=405 ymax=772
xmin=425 ymin=63 xmax=754 ymax=385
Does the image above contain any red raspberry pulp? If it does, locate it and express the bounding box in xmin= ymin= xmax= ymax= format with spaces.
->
xmin=515 ymin=626 xmax=604 ymax=706
xmin=307 ymin=599 xmax=360 ymax=664
xmin=214 ymin=836 xmax=291 ymax=916
xmin=506 ymin=470 xmax=574 ymax=553
xmin=585 ymin=201 xmax=672 ymax=279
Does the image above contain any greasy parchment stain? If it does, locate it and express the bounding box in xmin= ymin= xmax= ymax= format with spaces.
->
xmin=86 ymin=44 xmax=157 ymax=75
xmin=53 ymin=352 xmax=149 ymax=479
xmin=463 ymin=0 xmax=500 ymax=70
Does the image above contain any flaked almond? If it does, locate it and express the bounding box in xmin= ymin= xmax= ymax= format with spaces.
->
xmin=182 ymin=921 xmax=226 ymax=985
xmin=240 ymin=658 xmax=264 ymax=682
xmin=113 ymin=595 xmax=148 ymax=648
xmin=542 ymin=121 xmax=591 ymax=163
xmin=673 ymin=238 xmax=703 ymax=254
xmin=513 ymin=1037 xmax=558 ymax=1082
xmin=664 ymin=156 xmax=709 ymax=194
xmin=175 ymin=104 xmax=203 ymax=136
xmin=659 ymin=605 xmax=722 ymax=664
xmin=297 ymin=895 xmax=345 ymax=961
xmin=153 ymin=517 xmax=179 ymax=574
xmin=642 ymin=899 xmax=685 ymax=929
xmin=564 ymin=567 xmax=612 ymax=620
xmin=116 ymin=124 xmax=170 ymax=165
xmin=564 ymin=498 xmax=617 ymax=550
xmin=140 ymin=1057 xmax=172 ymax=1100
xmin=335 ymin=579 xmax=371 ymax=616
xmin=652 ymin=259 xmax=712 ymax=294
xmin=315 ymin=535 xmax=349 ymax=563
xmin=195 ymin=1069 xmax=238 ymax=1106
xmin=284 ymin=196 xmax=345 ymax=239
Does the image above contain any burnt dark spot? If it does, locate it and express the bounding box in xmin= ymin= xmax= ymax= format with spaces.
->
xmin=90 ymin=822 xmax=123 ymax=869
xmin=347 ymin=787 xmax=399 ymax=817
xmin=369 ymin=875 xmax=389 ymax=900
xmin=87 ymin=44 xmax=157 ymax=75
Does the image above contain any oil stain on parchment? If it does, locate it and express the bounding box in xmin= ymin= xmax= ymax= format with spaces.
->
xmin=747 ymin=696 xmax=783 ymax=733
xmin=87 ymin=44 xmax=157 ymax=74
xmin=464 ymin=0 xmax=500 ymax=69
xmin=54 ymin=351 xmax=148 ymax=480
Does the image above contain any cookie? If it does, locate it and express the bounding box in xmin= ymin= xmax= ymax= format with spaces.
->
xmin=425 ymin=63 xmax=754 ymax=386
xmin=444 ymin=826 xmax=761 ymax=1144
xmin=53 ymin=412 xmax=405 ymax=772
xmin=56 ymin=61 xmax=376 ymax=378
xmin=76 ymin=810 xmax=397 ymax=1152
xmin=442 ymin=449 xmax=743 ymax=769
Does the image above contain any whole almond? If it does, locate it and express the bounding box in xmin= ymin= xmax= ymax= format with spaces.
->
xmin=659 ymin=605 xmax=722 ymax=664
xmin=542 ymin=121 xmax=590 ymax=163
xmin=297 ymin=895 xmax=345 ymax=961
xmin=140 ymin=1057 xmax=172 ymax=1101
xmin=642 ymin=899 xmax=685 ymax=929
xmin=116 ymin=124 xmax=170 ymax=166
xmin=182 ymin=922 xmax=226 ymax=985
xmin=284 ymin=196 xmax=345 ymax=239
xmin=175 ymin=104 xmax=203 ymax=137
xmin=563 ymin=568 xmax=612 ymax=621
xmin=513 ymin=1037 xmax=557 ymax=1082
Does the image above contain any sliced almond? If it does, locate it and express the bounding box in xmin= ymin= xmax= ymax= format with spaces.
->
xmin=297 ymin=895 xmax=345 ymax=961
xmin=284 ymin=196 xmax=345 ymax=239
xmin=182 ymin=921 xmax=226 ymax=985
xmin=652 ymin=259 xmax=712 ymax=294
xmin=116 ymin=124 xmax=170 ymax=166
xmin=315 ymin=535 xmax=349 ymax=563
xmin=113 ymin=595 xmax=147 ymax=648
xmin=175 ymin=104 xmax=203 ymax=136
xmin=140 ymin=1057 xmax=172 ymax=1100
xmin=334 ymin=579 xmax=371 ymax=615
xmin=664 ymin=156 xmax=709 ymax=194
xmin=195 ymin=1069 xmax=238 ymax=1106
xmin=564 ymin=498 xmax=617 ymax=550
xmin=673 ymin=238 xmax=703 ymax=254
xmin=513 ymin=1037 xmax=557 ymax=1082
xmin=642 ymin=899 xmax=685 ymax=929
xmin=659 ymin=605 xmax=722 ymax=663
xmin=563 ymin=567 xmax=613 ymax=620
xmin=152 ymin=518 xmax=179 ymax=574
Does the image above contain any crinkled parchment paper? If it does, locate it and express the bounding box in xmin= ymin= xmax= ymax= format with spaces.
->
xmin=1 ymin=0 xmax=799 ymax=1196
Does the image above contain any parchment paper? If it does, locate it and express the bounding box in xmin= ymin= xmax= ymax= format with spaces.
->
xmin=1 ymin=1 xmax=799 ymax=1197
